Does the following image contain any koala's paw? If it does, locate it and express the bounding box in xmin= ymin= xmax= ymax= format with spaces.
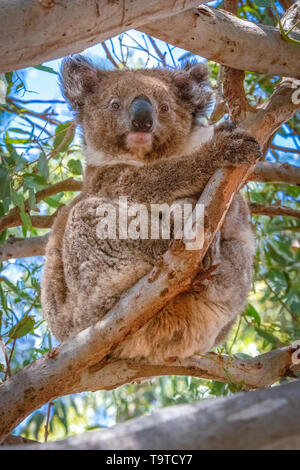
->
xmin=214 ymin=121 xmax=237 ymax=134
xmin=215 ymin=125 xmax=262 ymax=165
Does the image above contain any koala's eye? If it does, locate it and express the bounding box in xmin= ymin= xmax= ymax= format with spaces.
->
xmin=159 ymin=103 xmax=169 ymax=113
xmin=110 ymin=100 xmax=120 ymax=110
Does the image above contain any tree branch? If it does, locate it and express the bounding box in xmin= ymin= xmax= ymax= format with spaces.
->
xmin=279 ymin=0 xmax=295 ymax=10
xmin=271 ymin=144 xmax=300 ymax=154
xmin=3 ymin=371 xmax=300 ymax=450
xmin=221 ymin=0 xmax=256 ymax=125
xmin=0 ymin=235 xmax=48 ymax=262
xmin=0 ymin=435 xmax=38 ymax=446
xmin=0 ymin=178 xmax=81 ymax=235
xmin=71 ymin=346 xmax=300 ymax=394
xmin=101 ymin=42 xmax=119 ymax=69
xmin=241 ymin=77 xmax=300 ymax=151
xmin=250 ymin=203 xmax=300 ymax=219
xmin=249 ymin=161 xmax=300 ymax=185
xmin=0 ymin=0 xmax=203 ymax=73
xmin=140 ymin=5 xmax=300 ymax=78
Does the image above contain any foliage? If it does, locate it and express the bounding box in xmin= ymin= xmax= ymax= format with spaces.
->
xmin=0 ymin=0 xmax=299 ymax=442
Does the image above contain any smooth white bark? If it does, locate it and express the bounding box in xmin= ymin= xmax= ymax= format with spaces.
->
xmin=0 ymin=0 xmax=202 ymax=72
xmin=140 ymin=5 xmax=300 ymax=78
xmin=4 ymin=379 xmax=300 ymax=450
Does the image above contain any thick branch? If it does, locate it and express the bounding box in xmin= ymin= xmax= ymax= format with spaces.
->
xmin=73 ymin=346 xmax=300 ymax=394
xmin=280 ymin=0 xmax=295 ymax=10
xmin=250 ymin=203 xmax=300 ymax=219
xmin=0 ymin=0 xmax=203 ymax=73
xmin=0 ymin=235 xmax=48 ymax=262
xmin=222 ymin=0 xmax=255 ymax=124
xmin=0 ymin=435 xmax=38 ymax=446
xmin=140 ymin=5 xmax=300 ymax=78
xmin=223 ymin=68 xmax=255 ymax=124
xmin=249 ymin=161 xmax=300 ymax=185
xmin=4 ymin=378 xmax=300 ymax=450
xmin=241 ymin=77 xmax=300 ymax=151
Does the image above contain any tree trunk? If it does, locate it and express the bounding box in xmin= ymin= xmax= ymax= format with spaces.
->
xmin=3 ymin=379 xmax=300 ymax=450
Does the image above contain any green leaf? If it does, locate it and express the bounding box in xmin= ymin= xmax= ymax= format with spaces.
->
xmin=53 ymin=121 xmax=74 ymax=154
xmin=37 ymin=152 xmax=49 ymax=180
xmin=245 ymin=304 xmax=261 ymax=327
xmin=4 ymin=72 xmax=13 ymax=85
xmin=255 ymin=327 xmax=279 ymax=345
xmin=8 ymin=315 xmax=36 ymax=340
xmin=19 ymin=208 xmax=32 ymax=230
xmin=28 ymin=189 xmax=36 ymax=211
xmin=11 ymin=193 xmax=32 ymax=229
xmin=9 ymin=128 xmax=31 ymax=135
xmin=44 ymin=194 xmax=63 ymax=209
xmin=233 ymin=352 xmax=253 ymax=361
xmin=67 ymin=159 xmax=83 ymax=175
xmin=0 ymin=168 xmax=10 ymax=200
xmin=33 ymin=65 xmax=58 ymax=75
xmin=1 ymin=277 xmax=19 ymax=294
xmin=11 ymin=191 xmax=24 ymax=209
xmin=255 ymin=0 xmax=271 ymax=7
xmin=23 ymin=174 xmax=47 ymax=190
xmin=210 ymin=381 xmax=227 ymax=396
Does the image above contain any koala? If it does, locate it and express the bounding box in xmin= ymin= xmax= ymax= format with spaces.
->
xmin=41 ymin=56 xmax=261 ymax=361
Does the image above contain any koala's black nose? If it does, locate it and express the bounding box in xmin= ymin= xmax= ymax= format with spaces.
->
xmin=130 ymin=96 xmax=153 ymax=132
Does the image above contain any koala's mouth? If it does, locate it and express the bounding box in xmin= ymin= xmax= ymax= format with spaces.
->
xmin=126 ymin=132 xmax=153 ymax=151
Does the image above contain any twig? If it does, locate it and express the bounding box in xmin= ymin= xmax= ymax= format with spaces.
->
xmin=148 ymin=36 xmax=167 ymax=66
xmin=3 ymin=339 xmax=16 ymax=381
xmin=101 ymin=42 xmax=119 ymax=68
xmin=270 ymin=144 xmax=300 ymax=154
xmin=44 ymin=401 xmax=53 ymax=443
xmin=250 ymin=203 xmax=300 ymax=219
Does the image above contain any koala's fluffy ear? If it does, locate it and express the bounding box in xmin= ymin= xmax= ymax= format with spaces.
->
xmin=60 ymin=55 xmax=103 ymax=111
xmin=173 ymin=62 xmax=213 ymax=119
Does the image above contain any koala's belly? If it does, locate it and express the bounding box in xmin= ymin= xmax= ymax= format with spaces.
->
xmin=60 ymin=197 xmax=169 ymax=336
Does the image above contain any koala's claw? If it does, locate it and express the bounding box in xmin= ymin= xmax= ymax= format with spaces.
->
xmin=190 ymin=264 xmax=220 ymax=293
xmin=215 ymin=126 xmax=262 ymax=164
xmin=214 ymin=121 xmax=237 ymax=133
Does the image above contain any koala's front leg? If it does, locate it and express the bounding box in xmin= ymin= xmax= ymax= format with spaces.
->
xmin=128 ymin=127 xmax=262 ymax=205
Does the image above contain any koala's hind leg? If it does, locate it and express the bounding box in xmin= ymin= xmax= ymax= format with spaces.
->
xmin=41 ymin=205 xmax=74 ymax=340
xmin=115 ymin=194 xmax=254 ymax=360
xmin=198 ymin=193 xmax=254 ymax=349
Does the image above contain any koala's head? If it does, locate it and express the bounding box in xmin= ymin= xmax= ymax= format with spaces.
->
xmin=61 ymin=55 xmax=212 ymax=164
